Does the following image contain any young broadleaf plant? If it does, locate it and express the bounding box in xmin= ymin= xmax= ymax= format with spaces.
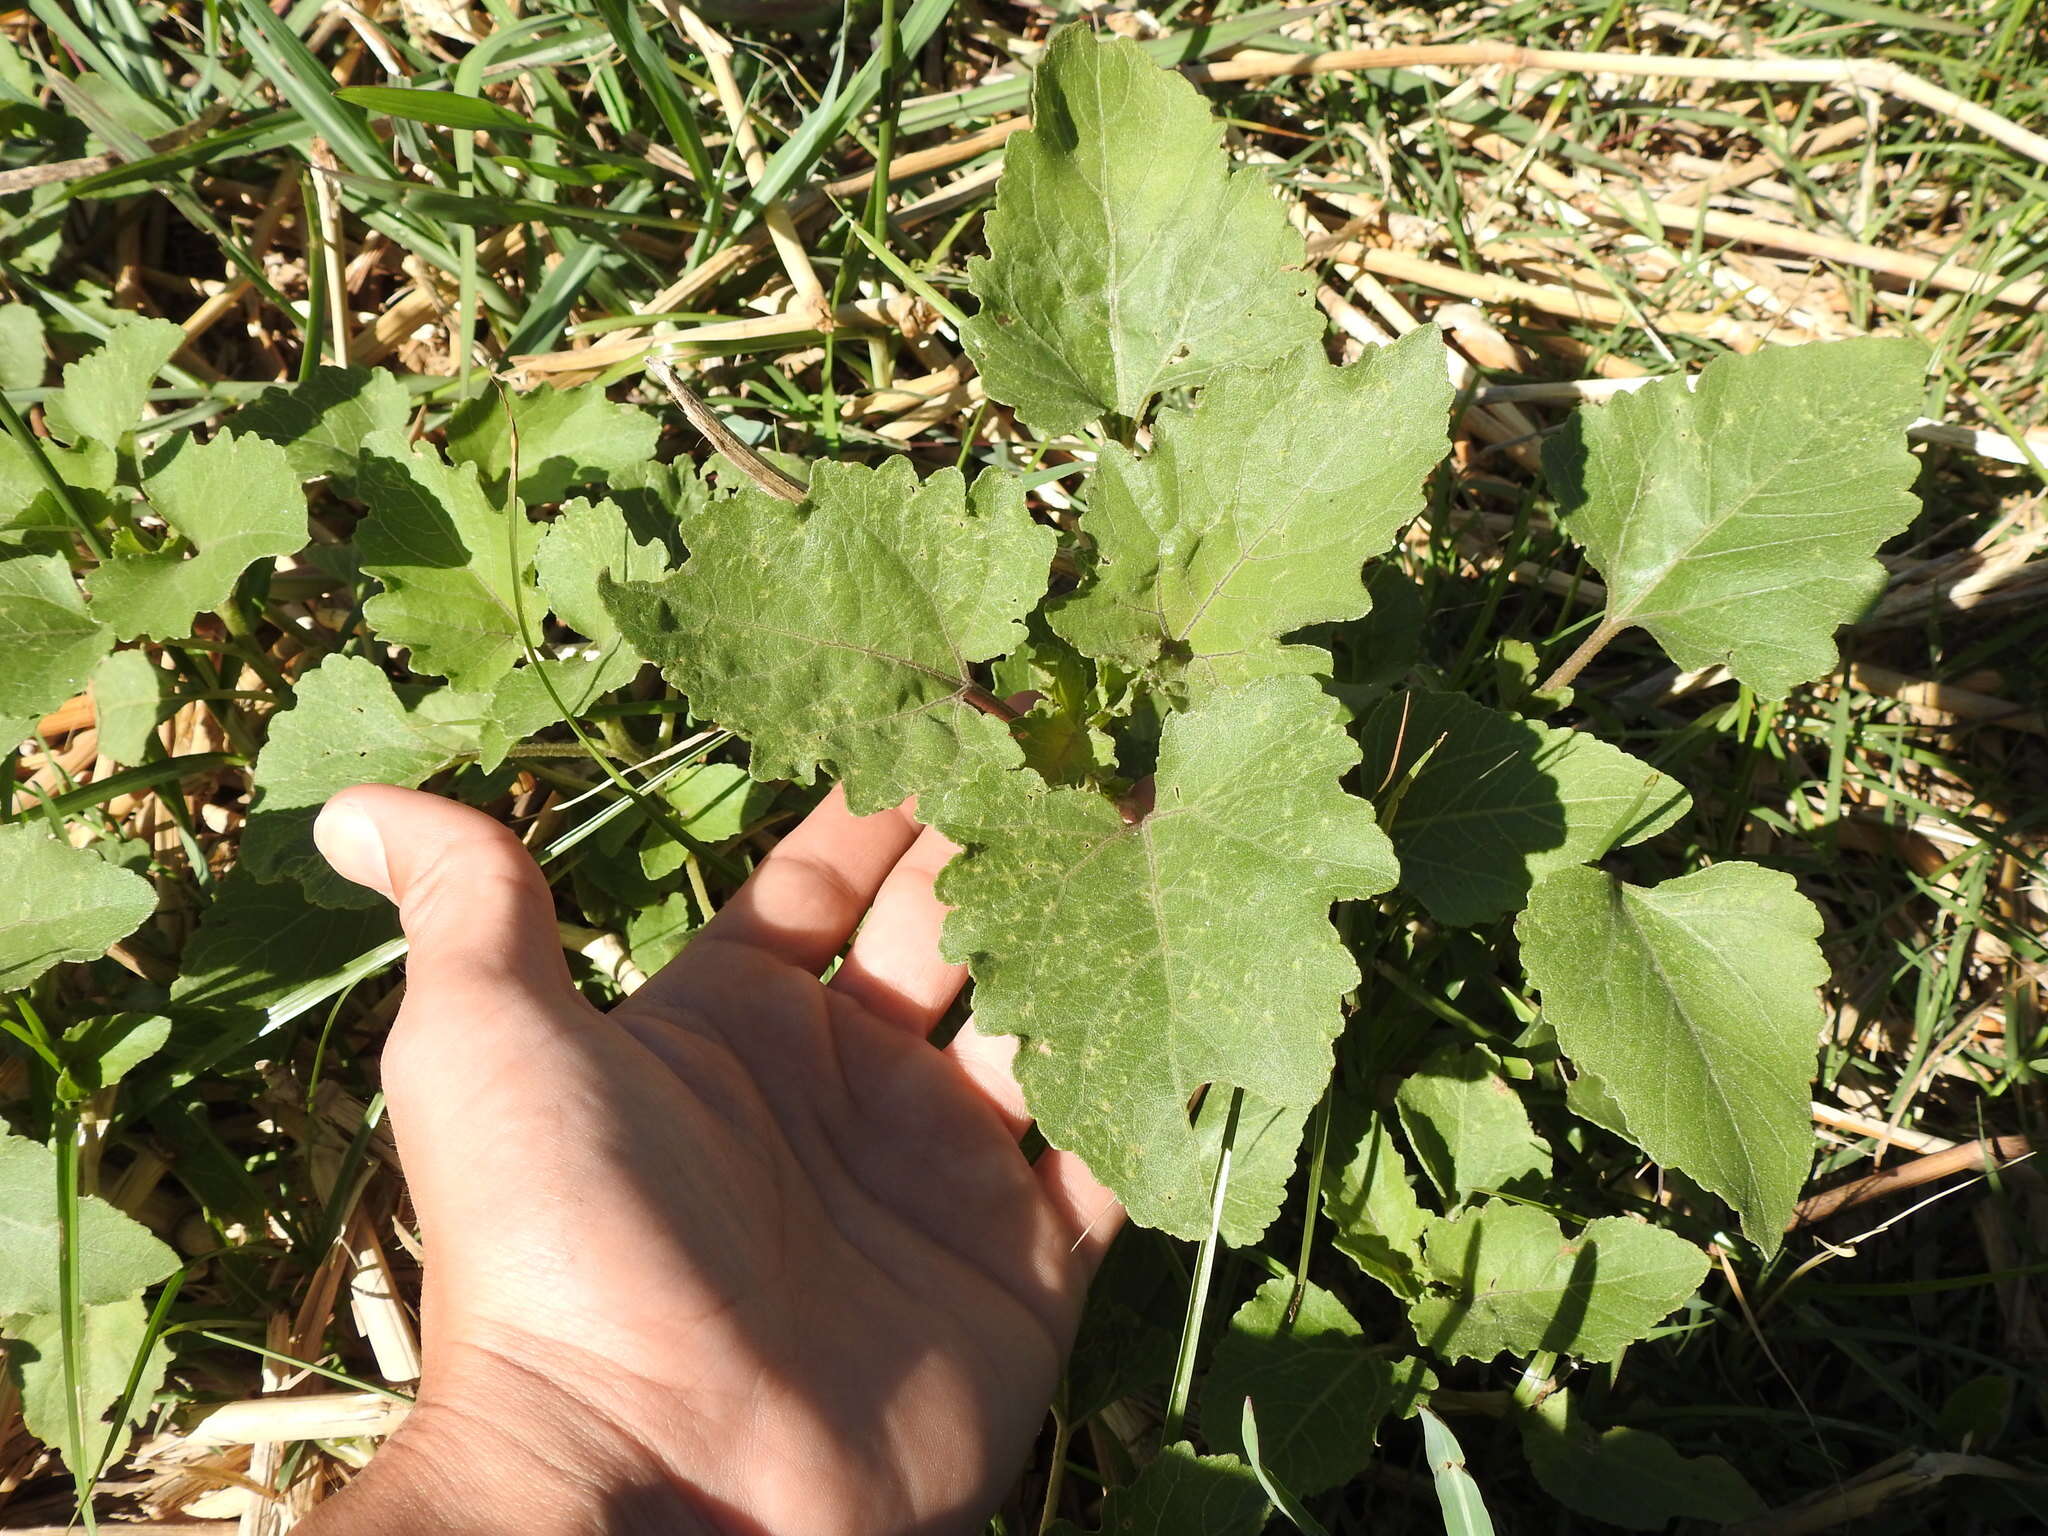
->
xmin=603 ymin=26 xmax=1924 ymax=1530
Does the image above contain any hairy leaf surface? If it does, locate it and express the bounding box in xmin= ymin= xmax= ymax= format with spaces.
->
xmin=0 ymin=551 xmax=111 ymax=743
xmin=1360 ymin=690 xmax=1689 ymax=924
xmin=0 ymin=1134 xmax=178 ymax=1315
xmin=1546 ymin=339 xmax=1923 ymax=697
xmin=938 ymin=676 xmax=1395 ymax=1239
xmin=0 ymin=824 xmax=156 ymax=991
xmin=89 ymin=431 xmax=303 ymax=640
xmin=1518 ymin=862 xmax=1824 ymax=1248
xmin=961 ymin=26 xmax=1319 ymax=435
xmin=1205 ymin=1277 xmax=1392 ymax=1496
xmin=356 ymin=429 xmax=543 ymax=691
xmin=1053 ymin=334 xmax=1452 ymax=688
xmin=1411 ymin=1202 xmax=1707 ymax=1363
xmin=603 ymin=456 xmax=1053 ymax=816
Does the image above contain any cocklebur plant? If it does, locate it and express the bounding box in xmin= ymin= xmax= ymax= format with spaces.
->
xmin=604 ymin=27 xmax=1925 ymax=1529
xmin=0 ymin=22 xmax=1933 ymax=1532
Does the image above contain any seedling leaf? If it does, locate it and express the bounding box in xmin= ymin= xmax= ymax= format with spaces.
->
xmin=43 ymin=318 xmax=183 ymax=448
xmin=0 ymin=551 xmax=113 ymax=745
xmin=0 ymin=1134 xmax=178 ymax=1314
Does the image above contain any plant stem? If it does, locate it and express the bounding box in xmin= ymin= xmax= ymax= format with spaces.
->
xmin=1162 ymin=1086 xmax=1243 ymax=1444
xmin=1536 ymin=616 xmax=1627 ymax=696
xmin=1287 ymin=1086 xmax=1332 ymax=1326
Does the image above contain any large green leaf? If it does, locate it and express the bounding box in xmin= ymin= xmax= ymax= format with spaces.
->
xmin=0 ymin=551 xmax=112 ymax=744
xmin=88 ymin=649 xmax=166 ymax=764
xmin=1410 ymin=1202 xmax=1707 ymax=1363
xmin=1360 ymin=691 xmax=1690 ymax=925
xmin=234 ymin=364 xmax=411 ymax=494
xmin=1204 ymin=1276 xmax=1393 ymax=1496
xmin=938 ymin=676 xmax=1395 ymax=1240
xmin=241 ymin=654 xmax=481 ymax=906
xmin=355 ymin=429 xmax=544 ymax=692
xmin=0 ymin=823 xmax=156 ymax=991
xmin=444 ymin=382 xmax=659 ymax=506
xmin=0 ymin=1133 xmax=178 ymax=1315
xmin=1517 ymin=862 xmax=1824 ymax=1249
xmin=9 ymin=1296 xmax=171 ymax=1472
xmin=1046 ymin=1442 xmax=1268 ymax=1536
xmin=603 ymin=456 xmax=1054 ymax=817
xmin=1545 ymin=338 xmax=1924 ymax=697
xmin=43 ymin=317 xmax=184 ymax=447
xmin=1052 ymin=333 xmax=1452 ymax=690
xmin=961 ymin=26 xmax=1320 ymax=435
xmin=1395 ymin=1044 xmax=1550 ymax=1208
xmin=1519 ymin=1389 xmax=1764 ymax=1530
xmin=88 ymin=431 xmax=304 ymax=640
xmin=171 ymin=871 xmax=400 ymax=1016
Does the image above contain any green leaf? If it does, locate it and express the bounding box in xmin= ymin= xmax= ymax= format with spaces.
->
xmin=234 ymin=365 xmax=411 ymax=493
xmin=1545 ymin=338 xmax=1925 ymax=698
xmin=1205 ymin=1276 xmax=1393 ymax=1496
xmin=335 ymin=84 xmax=550 ymax=136
xmin=961 ymin=26 xmax=1320 ymax=435
xmin=0 ymin=303 xmax=46 ymax=391
xmin=43 ymin=317 xmax=184 ymax=447
xmin=241 ymin=655 xmax=480 ymax=906
xmin=171 ymin=871 xmax=400 ymax=1016
xmin=0 ymin=551 xmax=113 ymax=744
xmin=0 ymin=823 xmax=156 ymax=991
xmin=1046 ymin=1442 xmax=1268 ymax=1536
xmin=625 ymin=890 xmax=696 ymax=974
xmin=1517 ymin=862 xmax=1825 ymax=1249
xmin=88 ymin=649 xmax=165 ymax=763
xmin=60 ymin=1012 xmax=171 ymax=1091
xmin=1360 ymin=691 xmax=1690 ymax=925
xmin=0 ymin=1133 xmax=179 ymax=1315
xmin=640 ymin=762 xmax=773 ymax=879
xmin=8 ymin=1295 xmax=171 ymax=1472
xmin=1410 ymin=1202 xmax=1708 ymax=1363
xmin=1518 ymin=1389 xmax=1764 ymax=1530
xmin=355 ymin=430 xmax=543 ymax=692
xmin=938 ymin=676 xmax=1396 ymax=1240
xmin=444 ymin=382 xmax=659 ymax=506
xmin=1320 ymin=1101 xmax=1429 ymax=1299
xmin=1053 ymin=333 xmax=1452 ymax=689
xmin=604 ymin=456 xmax=1054 ymax=817
xmin=1395 ymin=1044 xmax=1550 ymax=1208
xmin=88 ymin=431 xmax=304 ymax=641
xmin=476 ymin=497 xmax=668 ymax=770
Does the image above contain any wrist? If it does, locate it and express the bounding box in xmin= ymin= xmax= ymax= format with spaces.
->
xmin=303 ymin=1385 xmax=733 ymax=1536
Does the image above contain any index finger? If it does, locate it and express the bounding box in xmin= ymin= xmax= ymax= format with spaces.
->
xmin=654 ymin=785 xmax=922 ymax=978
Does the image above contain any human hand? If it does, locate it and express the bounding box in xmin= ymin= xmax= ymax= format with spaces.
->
xmin=300 ymin=783 xmax=1122 ymax=1536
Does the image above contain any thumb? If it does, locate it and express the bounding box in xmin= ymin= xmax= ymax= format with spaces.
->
xmin=315 ymin=784 xmax=571 ymax=998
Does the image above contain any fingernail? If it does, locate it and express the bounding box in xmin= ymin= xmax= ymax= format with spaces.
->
xmin=314 ymin=799 xmax=393 ymax=899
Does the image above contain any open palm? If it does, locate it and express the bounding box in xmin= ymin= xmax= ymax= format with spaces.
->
xmin=304 ymin=784 xmax=1121 ymax=1536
